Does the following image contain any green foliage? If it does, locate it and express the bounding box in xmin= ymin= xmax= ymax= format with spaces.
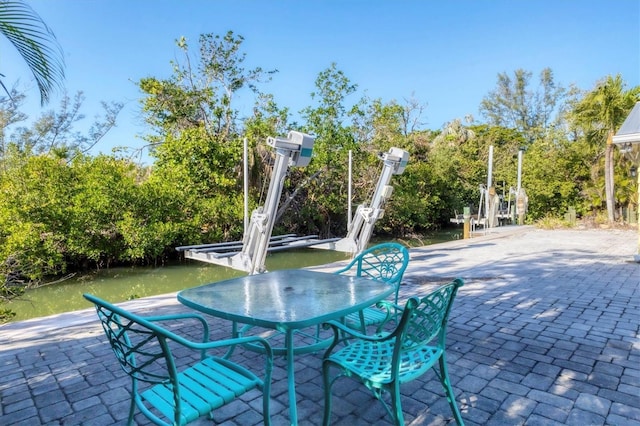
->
xmin=0 ymin=152 xmax=72 ymax=280
xmin=571 ymin=75 xmax=640 ymax=144
xmin=0 ymin=149 xmax=200 ymax=281
xmin=0 ymin=307 xmax=16 ymax=323
xmin=535 ymin=214 xmax=574 ymax=229
xmin=0 ymin=0 xmax=65 ymax=105
xmin=297 ymin=63 xmax=361 ymax=235
xmin=522 ymin=136 xmax=588 ymax=219
xmin=137 ymin=31 xmax=277 ymax=243
xmin=65 ymin=155 xmax=135 ymax=265
xmin=11 ymin=92 xmax=122 ymax=160
xmin=381 ymin=161 xmax=443 ymax=233
xmin=480 ymin=68 xmax=568 ymax=143
xmin=139 ymin=31 xmax=275 ymax=145
xmin=153 ymin=128 xmax=242 ymax=195
xmin=570 ymin=75 xmax=640 ymax=222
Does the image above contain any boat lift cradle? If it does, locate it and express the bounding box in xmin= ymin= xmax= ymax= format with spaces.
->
xmin=177 ymin=131 xmax=339 ymax=275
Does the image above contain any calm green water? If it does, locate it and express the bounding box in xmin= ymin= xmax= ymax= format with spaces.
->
xmin=4 ymin=230 xmax=462 ymax=323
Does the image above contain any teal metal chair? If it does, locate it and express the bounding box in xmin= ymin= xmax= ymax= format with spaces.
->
xmin=334 ymin=242 xmax=409 ymax=333
xmin=321 ymin=278 xmax=465 ymax=426
xmin=84 ymin=294 xmax=273 ymax=426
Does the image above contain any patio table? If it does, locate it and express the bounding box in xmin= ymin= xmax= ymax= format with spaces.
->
xmin=177 ymin=269 xmax=395 ymax=425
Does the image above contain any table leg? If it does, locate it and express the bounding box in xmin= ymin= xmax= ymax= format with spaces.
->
xmin=286 ymin=329 xmax=298 ymax=425
xmin=224 ymin=321 xmax=239 ymax=359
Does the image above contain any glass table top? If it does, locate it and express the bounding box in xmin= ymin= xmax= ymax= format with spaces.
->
xmin=177 ymin=269 xmax=395 ymax=329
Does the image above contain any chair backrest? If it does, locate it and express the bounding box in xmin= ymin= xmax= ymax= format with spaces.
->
xmin=339 ymin=242 xmax=409 ymax=285
xmin=395 ymin=278 xmax=464 ymax=352
xmin=84 ymin=294 xmax=179 ymax=388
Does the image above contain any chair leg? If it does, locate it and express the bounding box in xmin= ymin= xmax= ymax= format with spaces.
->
xmin=322 ymin=362 xmax=334 ymax=426
xmin=358 ymin=311 xmax=367 ymax=334
xmin=391 ymin=383 xmax=405 ymax=426
xmin=263 ymin=380 xmax=272 ymax=425
xmin=438 ymin=355 xmax=465 ymax=426
xmin=127 ymin=395 xmax=136 ymax=425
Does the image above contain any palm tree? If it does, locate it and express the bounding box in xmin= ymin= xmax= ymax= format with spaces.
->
xmin=572 ymin=75 xmax=640 ymax=223
xmin=0 ymin=0 xmax=64 ymax=105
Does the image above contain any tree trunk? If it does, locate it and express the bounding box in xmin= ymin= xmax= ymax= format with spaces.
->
xmin=605 ymin=131 xmax=615 ymax=223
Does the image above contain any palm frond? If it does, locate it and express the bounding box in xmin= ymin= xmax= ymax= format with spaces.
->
xmin=0 ymin=0 xmax=65 ymax=105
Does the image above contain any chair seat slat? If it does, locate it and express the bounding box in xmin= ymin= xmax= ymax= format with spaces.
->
xmin=194 ymin=358 xmax=260 ymax=400
xmin=178 ymin=372 xmax=226 ymax=412
xmin=344 ymin=307 xmax=388 ymax=327
xmin=142 ymin=383 xmax=199 ymax=425
xmin=202 ymin=357 xmax=261 ymax=389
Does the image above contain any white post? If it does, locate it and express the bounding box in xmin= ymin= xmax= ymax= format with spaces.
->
xmin=486 ymin=145 xmax=493 ymax=225
xmin=487 ymin=145 xmax=494 ymax=189
xmin=517 ymin=149 xmax=523 ymax=192
xmin=243 ymin=138 xmax=249 ymax=236
xmin=347 ymin=150 xmax=352 ymax=231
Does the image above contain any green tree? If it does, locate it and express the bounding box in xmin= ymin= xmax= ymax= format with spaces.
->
xmin=138 ymin=31 xmax=277 ymax=243
xmin=480 ymin=68 xmax=567 ymax=142
xmin=10 ymin=91 xmax=122 ymax=161
xmin=139 ymin=31 xmax=275 ymax=146
xmin=299 ymin=63 xmax=361 ymax=237
xmin=0 ymin=0 xmax=65 ymax=105
xmin=571 ymin=75 xmax=640 ymax=223
xmin=243 ymin=92 xmax=292 ymax=196
xmin=65 ymin=155 xmax=139 ymax=267
xmin=429 ymin=118 xmax=483 ymax=213
xmin=0 ymin=86 xmax=26 ymax=162
xmin=362 ymin=98 xmax=443 ymax=233
xmin=523 ymin=135 xmax=587 ymax=219
xmin=471 ymin=124 xmax=527 ymax=193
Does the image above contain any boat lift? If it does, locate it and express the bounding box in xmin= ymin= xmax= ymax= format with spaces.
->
xmin=177 ymin=131 xmax=338 ymax=275
xmin=177 ymin=134 xmax=409 ymax=273
xmin=450 ymin=146 xmax=526 ymax=231
xmin=310 ymin=147 xmax=409 ymax=254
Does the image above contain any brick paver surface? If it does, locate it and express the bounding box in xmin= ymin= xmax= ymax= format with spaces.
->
xmin=1 ymin=227 xmax=638 ymax=425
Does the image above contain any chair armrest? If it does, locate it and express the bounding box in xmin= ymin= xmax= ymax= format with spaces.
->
xmin=193 ymin=336 xmax=274 ymax=361
xmin=322 ymin=319 xmax=394 ymax=358
xmin=178 ymin=335 xmax=273 ymax=385
xmin=373 ymin=300 xmax=404 ymax=333
xmin=143 ymin=313 xmax=273 ymax=363
xmin=162 ymin=327 xmax=274 ymax=366
xmin=145 ymin=312 xmax=211 ymax=344
xmin=375 ymin=300 xmax=403 ymax=312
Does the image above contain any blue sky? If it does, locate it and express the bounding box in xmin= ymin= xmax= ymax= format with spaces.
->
xmin=3 ymin=0 xmax=639 ymax=158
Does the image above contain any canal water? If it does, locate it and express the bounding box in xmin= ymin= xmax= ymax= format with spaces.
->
xmin=4 ymin=230 xmax=462 ymax=323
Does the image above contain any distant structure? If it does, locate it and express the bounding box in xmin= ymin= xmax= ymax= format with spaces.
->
xmin=451 ymin=146 xmax=527 ymax=233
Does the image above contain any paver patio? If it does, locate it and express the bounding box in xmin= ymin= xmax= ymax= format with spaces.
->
xmin=1 ymin=226 xmax=638 ymax=425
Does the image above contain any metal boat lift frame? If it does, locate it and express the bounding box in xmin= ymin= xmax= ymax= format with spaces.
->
xmin=177 ymin=133 xmax=409 ymax=273
xmin=310 ymin=147 xmax=409 ymax=254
